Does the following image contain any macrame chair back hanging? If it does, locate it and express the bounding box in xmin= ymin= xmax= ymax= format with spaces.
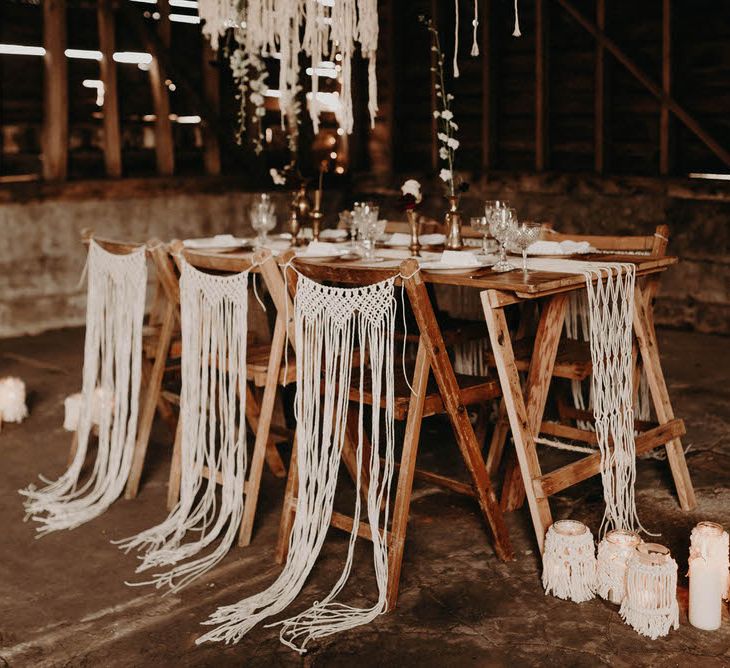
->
xmin=198 ymin=268 xmax=397 ymax=653
xmin=21 ymin=238 xmax=147 ymax=534
xmin=115 ymin=254 xmax=251 ymax=593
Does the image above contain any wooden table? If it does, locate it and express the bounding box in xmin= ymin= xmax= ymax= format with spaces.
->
xmin=295 ymin=251 xmax=696 ymax=554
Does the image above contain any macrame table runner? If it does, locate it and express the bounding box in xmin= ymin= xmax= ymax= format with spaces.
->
xmin=115 ymin=257 xmax=250 ymax=593
xmin=523 ymin=257 xmax=644 ymax=535
xmin=198 ymin=272 xmax=397 ymax=653
xmin=21 ymin=240 xmax=147 ymax=534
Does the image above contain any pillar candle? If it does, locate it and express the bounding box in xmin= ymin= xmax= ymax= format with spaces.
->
xmin=688 ymin=521 xmax=729 ymax=631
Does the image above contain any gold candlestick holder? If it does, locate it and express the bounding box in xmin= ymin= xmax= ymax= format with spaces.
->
xmin=407 ymin=209 xmax=421 ymax=257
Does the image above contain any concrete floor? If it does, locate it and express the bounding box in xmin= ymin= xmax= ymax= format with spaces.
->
xmin=0 ymin=327 xmax=728 ymax=667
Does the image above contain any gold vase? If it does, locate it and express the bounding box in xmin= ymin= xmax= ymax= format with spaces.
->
xmin=407 ymin=209 xmax=421 ymax=257
xmin=444 ymin=195 xmax=463 ymax=250
xmin=289 ymin=184 xmax=311 ymax=246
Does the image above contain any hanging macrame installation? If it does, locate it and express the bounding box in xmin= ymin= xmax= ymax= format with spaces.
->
xmin=115 ymin=258 xmax=249 ymax=593
xmin=620 ymin=543 xmax=679 ymax=639
xmin=20 ymin=241 xmax=146 ymax=534
xmin=542 ymin=520 xmax=596 ymax=603
xmin=525 ymin=259 xmax=644 ymax=535
xmin=198 ymin=273 xmax=396 ymax=653
xmin=198 ymin=0 xmax=379 ymax=135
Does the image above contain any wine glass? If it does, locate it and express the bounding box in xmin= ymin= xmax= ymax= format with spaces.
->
xmin=470 ymin=216 xmax=492 ymax=256
xmin=339 ymin=210 xmax=358 ymax=248
xmin=489 ymin=207 xmax=517 ymax=272
xmin=251 ymin=203 xmax=277 ymax=247
xmin=511 ymin=221 xmax=542 ymax=275
xmin=356 ymin=205 xmax=383 ymax=261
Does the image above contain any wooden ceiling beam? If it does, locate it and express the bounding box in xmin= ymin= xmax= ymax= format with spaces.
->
xmin=97 ymin=0 xmax=122 ymax=177
xmin=42 ymin=0 xmax=68 ymax=181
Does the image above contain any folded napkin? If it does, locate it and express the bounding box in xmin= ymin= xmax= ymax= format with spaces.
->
xmin=526 ymin=240 xmax=594 ymax=255
xmin=388 ymin=232 xmax=446 ymax=247
xmin=183 ymin=234 xmax=238 ymax=249
xmin=438 ymin=250 xmax=482 ymax=267
xmin=319 ymin=229 xmax=349 ymax=241
xmin=298 ymin=241 xmax=343 ymax=257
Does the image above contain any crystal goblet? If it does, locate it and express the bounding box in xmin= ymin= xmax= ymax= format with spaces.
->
xmin=489 ymin=207 xmax=516 ymax=272
xmin=511 ymin=222 xmax=542 ymax=275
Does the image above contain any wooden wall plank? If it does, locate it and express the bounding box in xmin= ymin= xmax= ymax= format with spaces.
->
xmin=97 ymin=0 xmax=122 ymax=178
xmin=660 ymin=0 xmax=672 ymax=175
xmin=481 ymin=0 xmax=495 ymax=171
xmin=201 ymin=40 xmax=221 ymax=175
xmin=594 ymin=0 xmax=606 ymax=173
xmin=535 ymin=0 xmax=549 ymax=171
xmin=42 ymin=0 xmax=68 ymax=182
xmin=150 ymin=0 xmax=174 ymax=176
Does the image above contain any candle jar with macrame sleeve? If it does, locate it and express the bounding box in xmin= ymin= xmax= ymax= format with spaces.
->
xmin=542 ymin=520 xmax=596 ymax=603
xmin=596 ymin=529 xmax=642 ymax=604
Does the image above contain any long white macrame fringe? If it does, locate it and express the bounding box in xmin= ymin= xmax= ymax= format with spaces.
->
xmin=198 ymin=274 xmax=396 ymax=653
xmin=114 ymin=258 xmax=249 ymax=593
xmin=198 ymin=0 xmax=379 ymax=134
xmin=20 ymin=241 xmax=146 ymax=534
xmin=542 ymin=522 xmax=596 ymax=603
xmin=620 ymin=550 xmax=679 ymax=639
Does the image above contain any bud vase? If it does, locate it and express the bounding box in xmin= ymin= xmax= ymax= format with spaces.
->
xmin=407 ymin=209 xmax=421 ymax=257
xmin=444 ymin=195 xmax=463 ymax=250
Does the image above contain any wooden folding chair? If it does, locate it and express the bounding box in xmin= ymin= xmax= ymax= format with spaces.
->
xmin=275 ymin=257 xmax=513 ymax=611
xmin=488 ymin=225 xmax=677 ymax=511
xmin=162 ymin=244 xmax=295 ymax=547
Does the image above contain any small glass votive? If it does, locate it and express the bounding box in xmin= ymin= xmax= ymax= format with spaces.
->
xmin=620 ymin=542 xmax=679 ymax=639
xmin=596 ymin=529 xmax=642 ymax=604
xmin=688 ymin=521 xmax=729 ymax=631
xmin=542 ymin=520 xmax=596 ymax=603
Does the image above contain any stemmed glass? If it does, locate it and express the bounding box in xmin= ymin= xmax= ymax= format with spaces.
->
xmin=470 ymin=216 xmax=492 ymax=256
xmin=250 ymin=194 xmax=276 ymax=247
xmin=355 ymin=204 xmax=383 ymax=261
xmin=510 ymin=221 xmax=542 ymax=276
xmin=489 ymin=207 xmax=517 ymax=272
xmin=339 ymin=210 xmax=358 ymax=248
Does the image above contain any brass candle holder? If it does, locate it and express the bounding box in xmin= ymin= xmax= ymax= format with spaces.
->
xmin=407 ymin=209 xmax=421 ymax=257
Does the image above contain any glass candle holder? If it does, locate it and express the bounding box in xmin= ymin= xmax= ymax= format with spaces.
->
xmin=688 ymin=521 xmax=729 ymax=631
xmin=596 ymin=530 xmax=642 ymax=604
xmin=620 ymin=542 xmax=679 ymax=639
xmin=542 ymin=520 xmax=596 ymax=603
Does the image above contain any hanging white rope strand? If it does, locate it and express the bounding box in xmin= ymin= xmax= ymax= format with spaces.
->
xmin=114 ymin=258 xmax=249 ymax=593
xmin=513 ymin=0 xmax=522 ymax=37
xmin=453 ymin=0 xmax=460 ymax=77
xmin=197 ymin=273 xmax=397 ymax=651
xmin=471 ymin=0 xmax=480 ymax=56
xmin=20 ymin=241 xmax=146 ymax=534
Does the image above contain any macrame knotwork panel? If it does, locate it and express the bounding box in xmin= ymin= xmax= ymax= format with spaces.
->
xmin=198 ymin=272 xmax=397 ymax=653
xmin=21 ymin=240 xmax=147 ymax=534
xmin=115 ymin=257 xmax=250 ymax=593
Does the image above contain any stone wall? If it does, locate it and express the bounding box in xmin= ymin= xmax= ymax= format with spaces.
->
xmin=0 ymin=173 xmax=727 ymax=337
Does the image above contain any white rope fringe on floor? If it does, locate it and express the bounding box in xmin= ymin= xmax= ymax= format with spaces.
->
xmin=20 ymin=240 xmax=146 ymax=534
xmin=198 ymin=273 xmax=397 ymax=653
xmin=115 ymin=257 xmax=249 ymax=593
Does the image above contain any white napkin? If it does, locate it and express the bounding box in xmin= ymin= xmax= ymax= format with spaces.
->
xmin=438 ymin=250 xmax=482 ymax=267
xmin=183 ymin=234 xmax=238 ymax=249
xmin=299 ymin=241 xmax=343 ymax=257
xmin=388 ymin=232 xmax=446 ymax=247
xmin=319 ymin=229 xmax=349 ymax=241
xmin=526 ymin=240 xmax=594 ymax=255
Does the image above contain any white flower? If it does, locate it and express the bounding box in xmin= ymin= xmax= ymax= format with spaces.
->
xmin=401 ymin=179 xmax=422 ymax=203
xmin=447 ymin=137 xmax=460 ymax=149
xmin=441 ymin=110 xmax=453 ymax=121
xmin=439 ymin=168 xmax=452 ymax=182
xmin=437 ymin=132 xmax=449 ymax=143
xmin=250 ymin=92 xmax=264 ymax=106
xmin=433 ymin=110 xmax=440 ymax=118
xmin=439 ymin=147 xmax=449 ymax=160
xmin=270 ymin=168 xmax=286 ymax=185
xmin=447 ymin=94 xmax=454 ymax=101
xmin=450 ymin=121 xmax=459 ymax=130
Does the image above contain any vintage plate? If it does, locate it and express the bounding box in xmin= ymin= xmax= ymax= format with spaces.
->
xmin=419 ymin=259 xmax=492 ymax=274
xmin=183 ymin=235 xmax=249 ymax=253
